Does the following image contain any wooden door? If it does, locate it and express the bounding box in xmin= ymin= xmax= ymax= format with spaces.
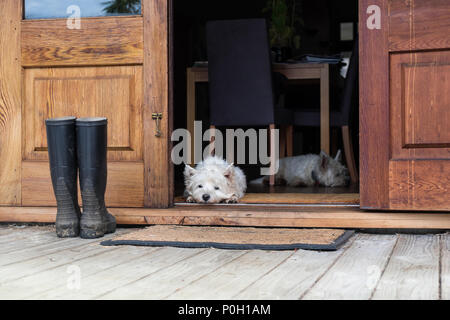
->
xmin=0 ymin=0 xmax=172 ymax=208
xmin=360 ymin=0 xmax=450 ymax=210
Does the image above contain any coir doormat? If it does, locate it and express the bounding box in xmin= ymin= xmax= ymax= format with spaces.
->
xmin=101 ymin=225 xmax=354 ymax=251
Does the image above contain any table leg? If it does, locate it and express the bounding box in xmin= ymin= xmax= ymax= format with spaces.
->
xmin=186 ymin=69 xmax=195 ymax=164
xmin=320 ymin=65 xmax=330 ymax=155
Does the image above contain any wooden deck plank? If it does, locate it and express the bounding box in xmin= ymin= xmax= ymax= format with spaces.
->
xmin=0 ymin=240 xmax=119 ymax=284
xmin=372 ymin=234 xmax=441 ymax=300
xmin=3 ymin=245 xmax=156 ymax=299
xmin=442 ymin=233 xmax=450 ymax=300
xmin=0 ymin=226 xmax=53 ymax=244
xmin=0 ymin=225 xmax=24 ymax=236
xmin=0 ymin=228 xmax=126 ymax=266
xmin=167 ymin=250 xmax=295 ymax=300
xmin=301 ymin=234 xmax=398 ymax=300
xmin=37 ymin=247 xmax=206 ymax=299
xmin=234 ymin=241 xmax=352 ymax=300
xmin=98 ymin=248 xmax=247 ymax=299
xmin=0 ymin=229 xmax=58 ymax=254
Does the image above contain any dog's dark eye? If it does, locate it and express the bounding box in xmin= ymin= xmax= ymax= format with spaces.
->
xmin=214 ymin=186 xmax=220 ymax=190
xmin=198 ymin=185 xmax=203 ymax=188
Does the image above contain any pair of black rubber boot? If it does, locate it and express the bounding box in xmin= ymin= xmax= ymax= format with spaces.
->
xmin=46 ymin=117 xmax=116 ymax=239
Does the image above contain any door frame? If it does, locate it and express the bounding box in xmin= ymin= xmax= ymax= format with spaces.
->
xmin=143 ymin=0 xmax=174 ymax=208
xmin=359 ymin=0 xmax=390 ymax=210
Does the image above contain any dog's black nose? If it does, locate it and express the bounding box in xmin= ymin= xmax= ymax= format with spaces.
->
xmin=202 ymin=194 xmax=210 ymax=202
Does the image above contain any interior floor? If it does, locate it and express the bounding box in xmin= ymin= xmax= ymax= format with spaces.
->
xmin=174 ymin=183 xmax=359 ymax=205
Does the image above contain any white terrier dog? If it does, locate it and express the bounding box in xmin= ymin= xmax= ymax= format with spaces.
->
xmin=184 ymin=156 xmax=247 ymax=204
xmin=250 ymin=150 xmax=349 ymax=187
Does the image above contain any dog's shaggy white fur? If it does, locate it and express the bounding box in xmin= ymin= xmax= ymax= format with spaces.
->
xmin=250 ymin=150 xmax=349 ymax=187
xmin=184 ymin=157 xmax=247 ymax=204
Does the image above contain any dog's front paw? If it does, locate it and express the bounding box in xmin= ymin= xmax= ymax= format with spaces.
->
xmin=224 ymin=196 xmax=239 ymax=204
xmin=186 ymin=196 xmax=196 ymax=203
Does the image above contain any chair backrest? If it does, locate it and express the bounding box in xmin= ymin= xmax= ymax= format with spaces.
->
xmin=206 ymin=19 xmax=276 ymax=126
xmin=340 ymin=37 xmax=359 ymax=125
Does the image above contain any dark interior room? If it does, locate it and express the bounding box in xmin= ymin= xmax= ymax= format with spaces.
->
xmin=172 ymin=0 xmax=359 ymax=200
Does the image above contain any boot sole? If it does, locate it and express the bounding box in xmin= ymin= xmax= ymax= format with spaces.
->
xmin=56 ymin=218 xmax=80 ymax=238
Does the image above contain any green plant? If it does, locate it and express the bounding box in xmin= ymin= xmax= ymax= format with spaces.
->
xmin=263 ymin=0 xmax=303 ymax=49
xmin=102 ymin=0 xmax=141 ymax=14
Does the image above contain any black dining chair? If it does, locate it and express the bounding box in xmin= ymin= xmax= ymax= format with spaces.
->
xmin=206 ymin=19 xmax=294 ymax=185
xmin=292 ymin=39 xmax=359 ymax=183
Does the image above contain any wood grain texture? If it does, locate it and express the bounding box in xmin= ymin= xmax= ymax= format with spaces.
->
xmin=143 ymin=0 xmax=172 ymax=207
xmin=1 ymin=206 xmax=450 ymax=229
xmin=167 ymin=250 xmax=294 ymax=299
xmin=302 ymin=234 xmax=397 ymax=299
xmin=372 ymin=234 xmax=440 ymax=299
xmin=99 ymin=248 xmax=244 ymax=299
xmin=3 ymin=245 xmax=155 ymax=299
xmin=235 ymin=247 xmax=345 ymax=299
xmin=38 ymin=247 xmax=202 ymax=299
xmin=23 ymin=66 xmax=143 ymax=161
xmin=21 ymin=161 xmax=144 ymax=207
xmin=389 ymin=160 xmax=450 ymax=210
xmin=390 ymin=51 xmax=450 ymax=158
xmin=0 ymin=0 xmax=22 ymax=205
xmin=21 ymin=16 xmax=143 ymax=67
xmin=389 ymin=0 xmax=450 ymax=52
xmin=359 ymin=0 xmax=390 ymax=210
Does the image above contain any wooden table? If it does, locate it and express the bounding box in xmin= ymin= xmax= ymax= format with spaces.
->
xmin=186 ymin=63 xmax=330 ymax=162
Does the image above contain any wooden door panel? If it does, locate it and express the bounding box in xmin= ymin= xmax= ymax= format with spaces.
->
xmin=390 ymin=50 xmax=450 ymax=159
xmin=21 ymin=17 xmax=143 ymax=67
xmin=22 ymin=161 xmax=144 ymax=207
xmin=23 ymin=66 xmax=143 ymax=161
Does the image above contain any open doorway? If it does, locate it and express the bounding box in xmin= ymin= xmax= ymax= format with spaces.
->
xmin=171 ymin=0 xmax=359 ymax=205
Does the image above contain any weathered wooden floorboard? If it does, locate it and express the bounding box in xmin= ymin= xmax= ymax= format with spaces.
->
xmin=371 ymin=234 xmax=440 ymax=300
xmin=441 ymin=233 xmax=450 ymax=300
xmin=4 ymin=245 xmax=153 ymax=299
xmin=234 ymin=240 xmax=351 ymax=300
xmin=0 ymin=228 xmax=128 ymax=266
xmin=301 ymin=234 xmax=398 ymax=300
xmin=37 ymin=247 xmax=205 ymax=299
xmin=98 ymin=248 xmax=247 ymax=299
xmin=167 ymin=250 xmax=295 ymax=300
xmin=1 ymin=241 xmax=117 ymax=284
xmin=0 ymin=229 xmax=59 ymax=254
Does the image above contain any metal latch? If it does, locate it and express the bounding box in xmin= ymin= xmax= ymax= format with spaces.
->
xmin=152 ymin=113 xmax=163 ymax=137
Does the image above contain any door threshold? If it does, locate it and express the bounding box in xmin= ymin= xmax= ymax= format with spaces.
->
xmin=1 ymin=206 xmax=449 ymax=230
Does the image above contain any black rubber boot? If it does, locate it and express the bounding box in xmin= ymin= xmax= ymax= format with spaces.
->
xmin=46 ymin=117 xmax=81 ymax=238
xmin=76 ymin=117 xmax=116 ymax=239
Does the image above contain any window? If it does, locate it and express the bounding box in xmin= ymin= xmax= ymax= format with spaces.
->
xmin=24 ymin=0 xmax=141 ymax=20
